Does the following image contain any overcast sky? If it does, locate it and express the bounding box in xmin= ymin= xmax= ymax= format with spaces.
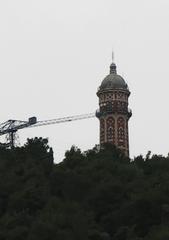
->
xmin=0 ymin=0 xmax=169 ymax=161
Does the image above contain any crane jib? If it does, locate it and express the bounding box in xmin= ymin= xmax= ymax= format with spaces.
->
xmin=0 ymin=112 xmax=96 ymax=148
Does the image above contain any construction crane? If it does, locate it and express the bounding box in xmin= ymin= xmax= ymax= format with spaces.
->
xmin=0 ymin=113 xmax=96 ymax=148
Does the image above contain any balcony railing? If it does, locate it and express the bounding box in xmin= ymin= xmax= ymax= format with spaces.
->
xmin=96 ymin=107 xmax=132 ymax=118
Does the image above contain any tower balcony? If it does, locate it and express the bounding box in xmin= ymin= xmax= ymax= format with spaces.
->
xmin=96 ymin=106 xmax=132 ymax=118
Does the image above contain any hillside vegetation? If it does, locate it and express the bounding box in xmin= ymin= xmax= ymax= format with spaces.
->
xmin=0 ymin=138 xmax=169 ymax=240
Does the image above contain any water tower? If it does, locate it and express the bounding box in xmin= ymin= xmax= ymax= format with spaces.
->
xmin=96 ymin=57 xmax=132 ymax=156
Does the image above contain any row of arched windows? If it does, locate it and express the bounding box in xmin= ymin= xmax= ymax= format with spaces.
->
xmin=100 ymin=117 xmax=126 ymax=147
xmin=99 ymin=92 xmax=128 ymax=102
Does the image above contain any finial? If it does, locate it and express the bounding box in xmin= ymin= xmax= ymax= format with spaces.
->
xmin=110 ymin=51 xmax=117 ymax=74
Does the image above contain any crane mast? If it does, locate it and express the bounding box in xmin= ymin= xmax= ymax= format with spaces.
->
xmin=0 ymin=113 xmax=95 ymax=148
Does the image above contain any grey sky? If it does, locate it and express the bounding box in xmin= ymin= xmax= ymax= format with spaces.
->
xmin=0 ymin=0 xmax=169 ymax=161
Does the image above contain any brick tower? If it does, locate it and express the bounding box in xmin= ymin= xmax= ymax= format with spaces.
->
xmin=96 ymin=58 xmax=132 ymax=156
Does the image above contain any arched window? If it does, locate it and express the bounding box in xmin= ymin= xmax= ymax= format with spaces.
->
xmin=106 ymin=117 xmax=115 ymax=143
xmin=117 ymin=117 xmax=125 ymax=147
xmin=100 ymin=118 xmax=105 ymax=143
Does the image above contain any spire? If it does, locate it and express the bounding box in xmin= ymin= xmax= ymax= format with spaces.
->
xmin=112 ymin=51 xmax=114 ymax=62
xmin=110 ymin=51 xmax=117 ymax=74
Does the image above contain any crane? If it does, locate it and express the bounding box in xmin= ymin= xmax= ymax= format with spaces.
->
xmin=0 ymin=113 xmax=96 ymax=148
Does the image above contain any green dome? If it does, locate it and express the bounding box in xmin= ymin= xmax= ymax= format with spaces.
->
xmin=100 ymin=73 xmax=128 ymax=91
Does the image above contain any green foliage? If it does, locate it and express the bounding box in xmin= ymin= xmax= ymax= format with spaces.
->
xmin=0 ymin=140 xmax=169 ymax=239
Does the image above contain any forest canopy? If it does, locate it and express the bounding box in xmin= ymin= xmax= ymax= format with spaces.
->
xmin=0 ymin=137 xmax=169 ymax=240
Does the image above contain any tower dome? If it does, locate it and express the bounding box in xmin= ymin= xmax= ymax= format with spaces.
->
xmin=98 ymin=62 xmax=129 ymax=92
